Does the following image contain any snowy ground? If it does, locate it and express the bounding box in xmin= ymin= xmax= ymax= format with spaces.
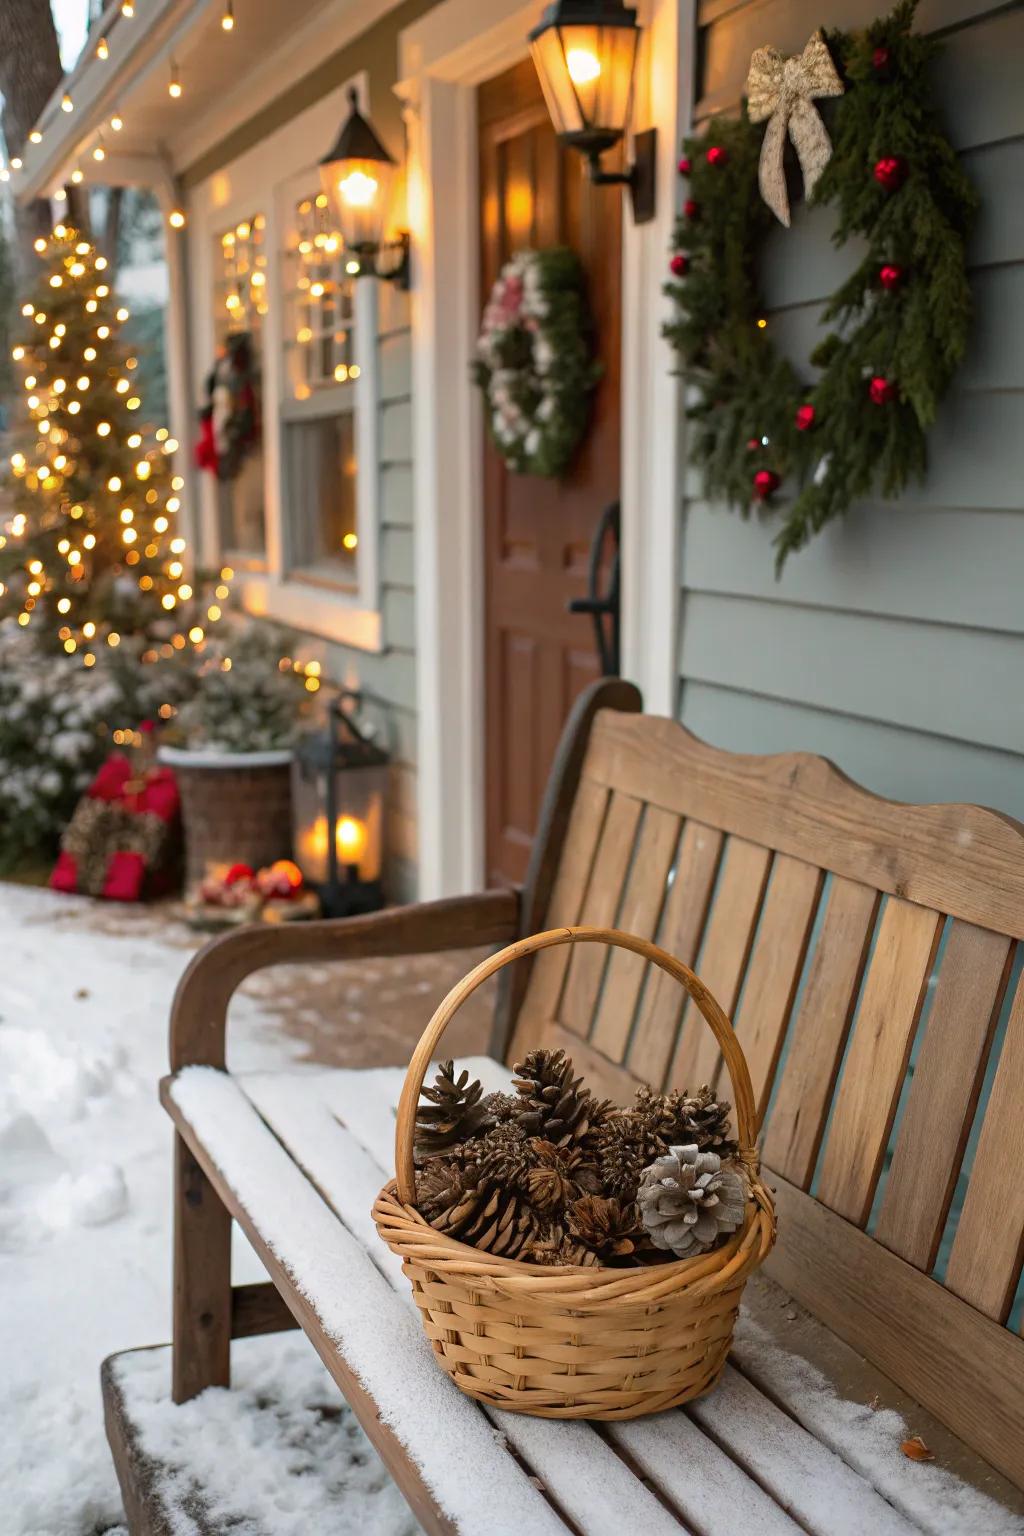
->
xmin=0 ymin=883 xmax=426 ymax=1536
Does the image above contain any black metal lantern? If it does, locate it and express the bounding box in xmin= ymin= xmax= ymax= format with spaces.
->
xmin=292 ymin=691 xmax=389 ymax=918
xmin=529 ymin=0 xmax=656 ymax=223
xmin=319 ymin=88 xmax=410 ymax=286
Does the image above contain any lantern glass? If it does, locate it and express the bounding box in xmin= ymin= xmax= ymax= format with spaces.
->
xmin=530 ymin=10 xmax=639 ymax=154
xmin=319 ymin=155 xmax=395 ymax=255
xmin=292 ymin=760 xmax=386 ymax=886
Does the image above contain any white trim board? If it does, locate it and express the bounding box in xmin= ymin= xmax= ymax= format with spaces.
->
xmin=399 ymin=0 xmax=684 ymax=900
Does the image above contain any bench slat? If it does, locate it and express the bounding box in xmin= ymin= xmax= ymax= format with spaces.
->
xmin=610 ymin=1408 xmax=804 ymax=1536
xmin=875 ymin=923 xmax=1013 ymax=1271
xmin=164 ymin=1068 xmax=570 ymax=1536
xmin=945 ymin=971 xmax=1024 ymax=1322
xmin=725 ymin=854 xmax=824 ymax=1123
xmin=626 ymin=821 xmax=723 ymax=1087
xmin=670 ymin=837 xmax=772 ymax=1088
xmin=590 ymin=805 xmax=681 ymax=1061
xmin=690 ymin=1366 xmax=917 ymax=1536
xmin=816 ymin=898 xmax=943 ymax=1225
xmin=560 ymin=791 xmax=645 ymax=1036
xmin=517 ymin=775 xmax=610 ymax=1032
xmin=761 ymin=878 xmax=880 ymax=1187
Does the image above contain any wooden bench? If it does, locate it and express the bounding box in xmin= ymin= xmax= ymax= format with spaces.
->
xmin=104 ymin=679 xmax=1024 ymax=1534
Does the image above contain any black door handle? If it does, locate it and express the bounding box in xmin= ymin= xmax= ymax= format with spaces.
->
xmin=568 ymin=499 xmax=620 ymax=677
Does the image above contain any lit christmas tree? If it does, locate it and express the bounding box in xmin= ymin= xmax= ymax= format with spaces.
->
xmin=3 ymin=222 xmax=218 ymax=663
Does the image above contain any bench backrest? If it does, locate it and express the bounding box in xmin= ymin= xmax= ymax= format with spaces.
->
xmin=510 ymin=705 xmax=1024 ymax=1489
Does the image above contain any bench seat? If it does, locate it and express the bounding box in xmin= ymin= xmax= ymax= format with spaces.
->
xmin=121 ymin=1060 xmax=1024 ymax=1536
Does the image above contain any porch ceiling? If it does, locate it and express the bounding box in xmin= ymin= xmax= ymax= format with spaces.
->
xmin=11 ymin=0 xmax=343 ymax=203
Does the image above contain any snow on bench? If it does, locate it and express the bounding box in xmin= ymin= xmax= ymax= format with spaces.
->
xmin=169 ymin=1063 xmax=1024 ymax=1536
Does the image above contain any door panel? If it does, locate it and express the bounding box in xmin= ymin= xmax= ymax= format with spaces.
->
xmin=479 ymin=58 xmax=622 ymax=888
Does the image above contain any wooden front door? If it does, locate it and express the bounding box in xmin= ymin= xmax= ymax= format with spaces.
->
xmin=479 ymin=58 xmax=622 ymax=889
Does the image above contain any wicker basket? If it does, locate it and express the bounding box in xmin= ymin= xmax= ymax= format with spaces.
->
xmin=159 ymin=748 xmax=294 ymax=891
xmin=373 ymin=925 xmax=776 ymax=1420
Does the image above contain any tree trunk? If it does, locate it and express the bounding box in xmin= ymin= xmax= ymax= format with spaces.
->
xmin=0 ymin=0 xmax=66 ymax=276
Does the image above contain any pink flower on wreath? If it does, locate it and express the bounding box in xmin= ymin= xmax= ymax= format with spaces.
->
xmin=484 ymin=272 xmax=524 ymax=334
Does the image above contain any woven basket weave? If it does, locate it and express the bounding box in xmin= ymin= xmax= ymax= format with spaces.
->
xmin=373 ymin=925 xmax=776 ymax=1420
xmin=168 ymin=755 xmax=293 ymax=891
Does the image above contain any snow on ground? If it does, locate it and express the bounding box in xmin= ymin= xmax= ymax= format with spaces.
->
xmin=0 ymin=883 xmax=412 ymax=1536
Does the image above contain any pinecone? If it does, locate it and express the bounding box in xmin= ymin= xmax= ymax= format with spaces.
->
xmin=512 ymin=1049 xmax=598 ymax=1148
xmin=565 ymin=1195 xmax=640 ymax=1261
xmin=524 ymin=1139 xmax=585 ymax=1214
xmin=523 ymin=1222 xmax=603 ymax=1268
xmin=414 ymin=1157 xmax=467 ymax=1221
xmin=680 ymin=1085 xmax=737 ymax=1156
xmin=475 ymin=1120 xmax=532 ymax=1185
xmin=637 ymin=1144 xmax=747 ymax=1259
xmin=414 ymin=1061 xmax=495 ymax=1165
xmin=431 ymin=1170 xmax=539 ymax=1259
xmin=588 ymin=1110 xmax=668 ymax=1204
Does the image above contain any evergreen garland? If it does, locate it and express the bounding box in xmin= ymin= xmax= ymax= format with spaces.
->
xmin=664 ymin=0 xmax=977 ymax=569
xmin=473 ymin=247 xmax=601 ymax=479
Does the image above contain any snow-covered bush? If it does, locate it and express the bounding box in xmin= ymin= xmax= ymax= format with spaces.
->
xmin=171 ymin=622 xmax=309 ymax=753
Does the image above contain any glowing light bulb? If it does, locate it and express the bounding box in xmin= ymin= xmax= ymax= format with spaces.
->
xmin=84 ymin=347 xmax=96 ymax=361
xmin=566 ymin=48 xmax=601 ymax=85
xmin=33 ymin=237 xmax=46 ymax=254
xmin=342 ymin=531 xmax=358 ymax=551
xmin=154 ymin=516 xmax=169 ymax=533
xmin=29 ymin=130 xmax=43 ymax=145
xmin=95 ymin=256 xmax=108 ymax=270
xmin=61 ymin=94 xmax=74 ymax=113
xmin=70 ymin=168 xmax=84 ymax=184
xmin=108 ymin=477 xmax=122 ymax=491
xmin=97 ymin=421 xmax=111 ymax=436
xmin=168 ymin=209 xmax=186 ymax=229
xmin=189 ymin=626 xmax=204 ymax=643
xmin=116 ymin=306 xmax=129 ymax=322
xmin=96 ymin=35 xmax=109 ymax=59
xmin=161 ymin=594 xmax=176 ymax=610
xmin=77 ymin=376 xmax=90 ymax=390
xmin=93 ymin=144 xmax=106 ymax=162
xmin=168 ymin=62 xmax=182 ymax=98
xmin=83 ymin=534 xmax=96 ymax=549
xmin=83 ymin=621 xmax=96 ymax=639
xmin=122 ymin=528 xmax=137 ymax=544
xmin=97 ymin=325 xmax=110 ymax=339
xmin=110 ymin=114 xmax=124 ymax=132
xmin=339 ymin=169 xmax=378 ymax=209
xmin=222 ymin=1 xmax=234 ymax=28
xmin=120 ymin=508 xmax=134 ymax=524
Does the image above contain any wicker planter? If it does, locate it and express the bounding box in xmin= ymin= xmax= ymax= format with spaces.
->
xmin=374 ymin=925 xmax=776 ymax=1421
xmin=158 ymin=746 xmax=294 ymax=892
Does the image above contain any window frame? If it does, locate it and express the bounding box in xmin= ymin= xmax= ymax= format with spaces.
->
xmin=187 ymin=73 xmax=383 ymax=652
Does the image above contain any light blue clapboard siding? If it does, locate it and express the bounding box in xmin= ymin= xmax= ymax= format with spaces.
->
xmin=678 ymin=0 xmax=1024 ymax=821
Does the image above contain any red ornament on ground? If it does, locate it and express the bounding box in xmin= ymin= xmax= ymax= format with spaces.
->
xmin=678 ymin=156 xmax=691 ymax=175
xmin=869 ymin=376 xmax=897 ymax=405
xmin=795 ymin=404 xmax=816 ymax=432
xmin=670 ymin=252 xmax=688 ymax=277
xmin=873 ymin=156 xmax=906 ymax=192
xmin=871 ymin=45 xmax=892 ymax=73
xmin=879 ymin=263 xmax=904 ymax=290
xmin=706 ymin=145 xmax=728 ymax=167
xmin=684 ymin=198 xmax=700 ymax=219
xmin=753 ymin=469 xmax=780 ymax=500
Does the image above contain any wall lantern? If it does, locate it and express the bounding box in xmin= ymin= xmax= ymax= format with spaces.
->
xmin=320 ymin=88 xmax=410 ymax=287
xmin=292 ymin=691 xmax=389 ymax=918
xmin=529 ymin=0 xmax=656 ymax=223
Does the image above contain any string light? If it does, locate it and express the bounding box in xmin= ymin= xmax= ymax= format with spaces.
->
xmin=110 ymin=113 xmax=124 ymax=132
xmin=70 ymin=168 xmax=84 ymax=184
xmin=168 ymin=61 xmax=183 ymax=98
xmin=222 ymin=0 xmax=235 ymax=29
xmin=96 ymin=35 xmax=110 ymax=60
xmin=29 ymin=130 xmax=43 ymax=145
xmin=168 ymin=209 xmax=186 ymax=229
xmin=61 ymin=94 xmax=74 ymax=113
xmin=93 ymin=141 xmax=106 ymax=162
xmin=121 ymin=0 xmax=135 ymax=15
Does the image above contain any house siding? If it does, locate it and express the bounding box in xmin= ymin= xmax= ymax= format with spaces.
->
xmin=678 ymin=0 xmax=1024 ymax=821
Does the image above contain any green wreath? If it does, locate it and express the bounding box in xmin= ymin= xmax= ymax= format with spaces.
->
xmin=665 ymin=0 xmax=977 ymax=570
xmin=473 ymin=247 xmax=601 ymax=478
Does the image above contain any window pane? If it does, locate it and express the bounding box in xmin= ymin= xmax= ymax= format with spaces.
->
xmin=284 ymin=194 xmax=358 ymax=399
xmin=213 ymin=214 xmax=267 ymax=556
xmin=286 ymin=411 xmax=358 ymax=572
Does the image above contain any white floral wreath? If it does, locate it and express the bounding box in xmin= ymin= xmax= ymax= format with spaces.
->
xmin=473 ymin=247 xmax=600 ymax=479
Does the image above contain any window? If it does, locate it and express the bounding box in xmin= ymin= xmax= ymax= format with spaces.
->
xmin=280 ymin=190 xmax=373 ymax=585
xmin=213 ymin=213 xmax=268 ymax=559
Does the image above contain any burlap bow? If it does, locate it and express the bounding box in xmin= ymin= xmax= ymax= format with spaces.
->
xmin=746 ymin=30 xmax=844 ymax=227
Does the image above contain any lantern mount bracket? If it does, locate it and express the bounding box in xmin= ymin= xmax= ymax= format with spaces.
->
xmin=585 ymin=127 xmax=657 ymax=224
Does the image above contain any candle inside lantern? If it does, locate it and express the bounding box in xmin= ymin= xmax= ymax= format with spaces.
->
xmin=299 ymin=813 xmax=369 ymax=875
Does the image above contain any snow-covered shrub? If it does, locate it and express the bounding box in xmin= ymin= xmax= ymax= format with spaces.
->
xmin=171 ymin=622 xmax=309 ymax=753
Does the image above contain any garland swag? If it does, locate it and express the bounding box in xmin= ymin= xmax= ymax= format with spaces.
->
xmin=665 ymin=1 xmax=977 ymax=569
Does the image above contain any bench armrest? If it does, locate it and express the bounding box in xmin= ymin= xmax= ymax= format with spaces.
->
xmin=169 ymin=888 xmax=521 ymax=1071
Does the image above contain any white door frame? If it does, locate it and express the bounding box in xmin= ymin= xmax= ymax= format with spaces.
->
xmin=398 ymin=0 xmax=688 ymax=900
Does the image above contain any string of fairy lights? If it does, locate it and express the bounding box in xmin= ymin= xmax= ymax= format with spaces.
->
xmin=5 ymin=223 xmax=233 ymax=664
xmin=0 ymin=0 xmax=239 ymax=224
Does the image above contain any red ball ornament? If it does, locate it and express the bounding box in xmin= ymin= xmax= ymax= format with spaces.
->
xmin=706 ymin=145 xmax=728 ymax=168
xmin=869 ymin=375 xmax=897 ymax=405
xmin=879 ymin=263 xmax=904 ymax=291
xmin=684 ymin=198 xmax=700 ymax=219
xmin=794 ymin=403 xmax=816 ymax=432
xmin=670 ymin=252 xmax=688 ymax=277
xmin=753 ymin=469 xmax=780 ymax=500
xmin=746 ymin=437 xmax=761 ymax=452
xmin=873 ymin=156 xmax=906 ymax=192
xmin=871 ymin=45 xmax=892 ymax=73
xmin=678 ymin=156 xmax=691 ymax=175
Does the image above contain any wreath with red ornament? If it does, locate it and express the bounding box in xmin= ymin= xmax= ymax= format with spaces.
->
xmin=664 ymin=0 xmax=977 ymax=569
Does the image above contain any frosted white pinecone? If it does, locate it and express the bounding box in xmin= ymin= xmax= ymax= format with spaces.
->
xmin=637 ymin=1143 xmax=747 ymax=1258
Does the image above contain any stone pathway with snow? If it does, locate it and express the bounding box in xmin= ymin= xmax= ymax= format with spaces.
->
xmin=0 ymin=883 xmax=489 ymax=1536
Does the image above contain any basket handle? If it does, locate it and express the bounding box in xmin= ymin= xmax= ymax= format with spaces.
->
xmin=394 ymin=925 xmax=759 ymax=1205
